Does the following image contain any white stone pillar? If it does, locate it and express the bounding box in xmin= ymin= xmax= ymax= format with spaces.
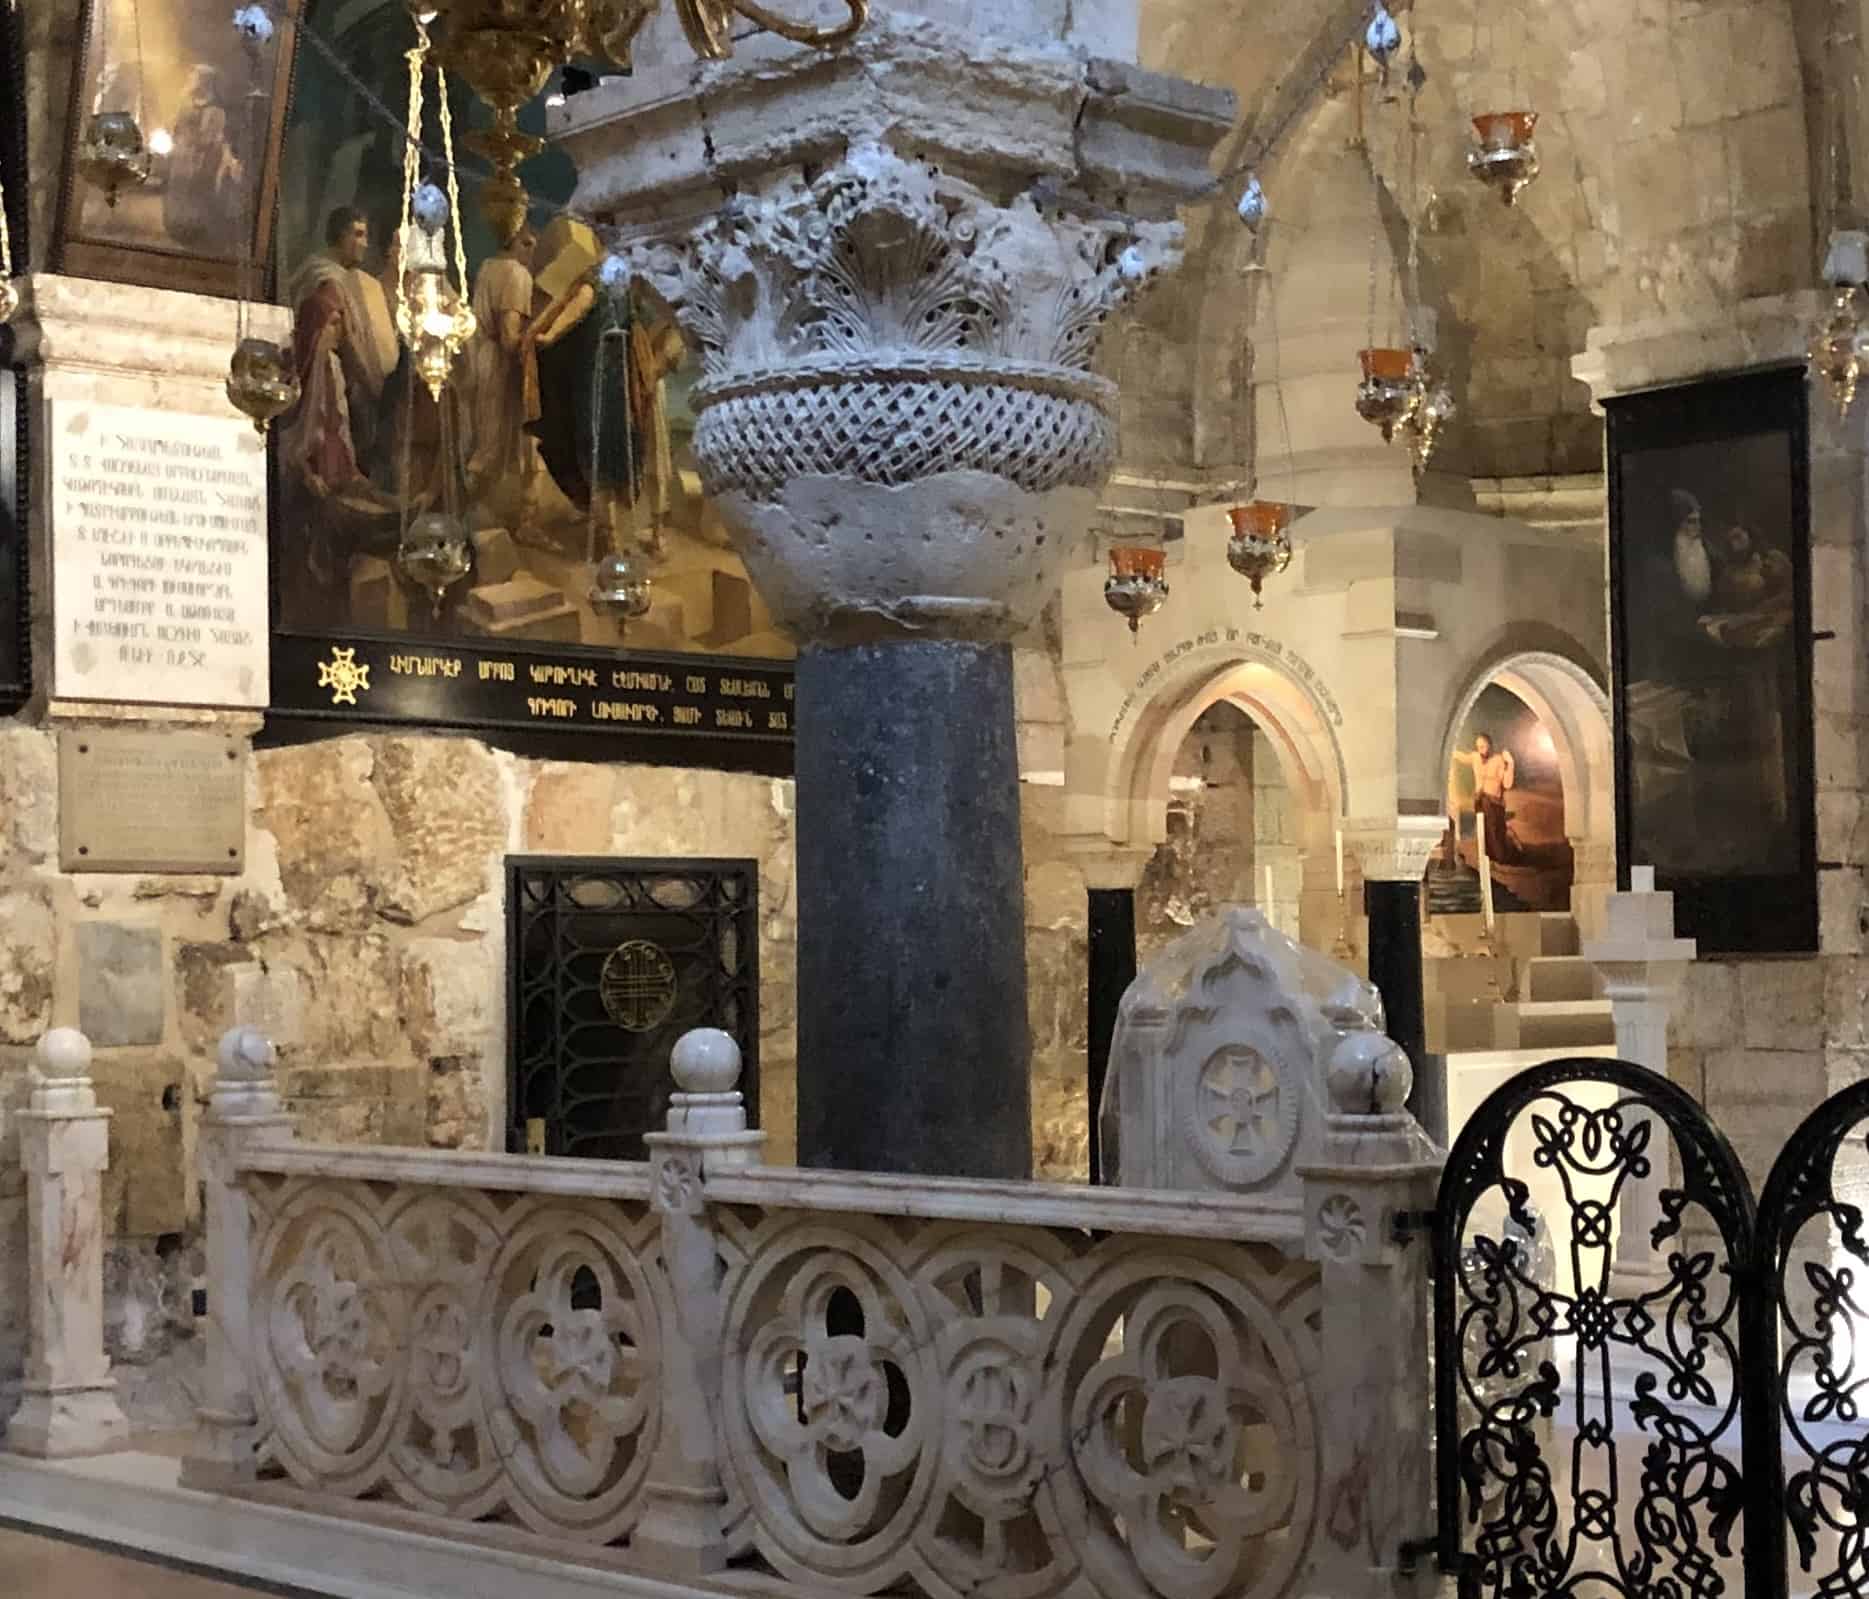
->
xmin=636 ymin=1028 xmax=766 ymax=1575
xmin=1582 ymin=868 xmax=1695 ymax=1296
xmin=6 ymin=1028 xmax=130 ymax=1457
xmin=1300 ymin=1022 xmax=1441 ymax=1599
xmin=180 ymin=1026 xmax=293 ymax=1491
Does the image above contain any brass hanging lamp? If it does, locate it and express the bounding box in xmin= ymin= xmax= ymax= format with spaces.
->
xmin=76 ymin=0 xmax=153 ymax=206
xmin=1466 ymin=111 xmax=1540 ymax=207
xmin=392 ymin=17 xmax=477 ymax=619
xmin=225 ymin=6 xmax=299 ymax=431
xmin=428 ymin=0 xmax=870 ymax=238
xmin=1104 ymin=545 xmax=1169 ymax=636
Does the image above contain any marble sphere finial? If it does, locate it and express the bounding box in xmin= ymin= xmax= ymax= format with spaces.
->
xmin=671 ymin=1028 xmax=742 ymax=1095
xmin=36 ymin=1027 xmax=93 ymax=1082
xmin=218 ymin=1025 xmax=277 ymax=1082
xmin=1325 ymin=1026 xmax=1412 ymax=1117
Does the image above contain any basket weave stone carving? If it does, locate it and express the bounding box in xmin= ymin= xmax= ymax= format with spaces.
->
xmin=635 ymin=142 xmax=1178 ymax=642
xmin=693 ymin=357 xmax=1117 ymax=502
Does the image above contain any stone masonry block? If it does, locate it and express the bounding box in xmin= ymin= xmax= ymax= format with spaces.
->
xmin=1673 ymin=962 xmax=1740 ymax=1053
xmin=78 ymin=922 xmax=164 ymax=1048
xmin=1739 ymin=959 xmax=1826 ymax=1051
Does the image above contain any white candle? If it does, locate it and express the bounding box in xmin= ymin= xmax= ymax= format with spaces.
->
xmin=1632 ymin=865 xmax=1655 ymax=893
xmin=1334 ymin=829 xmax=1345 ymax=897
xmin=1474 ymin=810 xmax=1496 ymax=929
xmin=1262 ymin=864 xmax=1275 ymax=917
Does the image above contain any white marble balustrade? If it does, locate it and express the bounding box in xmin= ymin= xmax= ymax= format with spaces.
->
xmin=180 ymin=1020 xmax=1441 ymax=1599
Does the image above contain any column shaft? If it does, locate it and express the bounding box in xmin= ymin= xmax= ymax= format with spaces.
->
xmin=1086 ymin=887 xmax=1138 ymax=1185
xmin=1365 ymin=878 xmax=1436 ymax=1139
xmin=795 ymin=640 xmax=1031 ymax=1178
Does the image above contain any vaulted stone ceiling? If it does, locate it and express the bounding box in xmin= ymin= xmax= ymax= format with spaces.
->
xmin=1134 ymin=0 xmax=1838 ymax=485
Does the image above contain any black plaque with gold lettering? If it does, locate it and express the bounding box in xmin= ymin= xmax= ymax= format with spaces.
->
xmin=267 ymin=630 xmax=795 ymax=775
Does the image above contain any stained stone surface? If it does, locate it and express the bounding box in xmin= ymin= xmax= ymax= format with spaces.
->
xmin=76 ymin=924 xmax=165 ymax=1048
xmin=0 ymin=888 xmax=55 ymax=1043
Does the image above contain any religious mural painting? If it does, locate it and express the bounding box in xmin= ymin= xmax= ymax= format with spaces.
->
xmin=1607 ymin=366 xmax=1816 ymax=954
xmin=265 ymin=0 xmax=792 ymax=765
xmin=55 ymin=0 xmax=297 ymax=294
xmin=1426 ymin=683 xmax=1574 ymax=916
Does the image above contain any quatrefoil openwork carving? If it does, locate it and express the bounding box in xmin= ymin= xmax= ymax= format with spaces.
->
xmin=1073 ymin=1285 xmax=1301 ymax=1599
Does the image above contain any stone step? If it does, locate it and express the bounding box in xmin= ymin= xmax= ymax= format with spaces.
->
xmin=1498 ymin=999 xmax=1616 ymax=1051
xmin=1539 ymin=913 xmax=1581 ymax=957
xmin=1525 ymin=955 xmax=1598 ymax=1004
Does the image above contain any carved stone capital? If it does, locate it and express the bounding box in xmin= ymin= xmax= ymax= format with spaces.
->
xmin=632 ymin=143 xmax=1182 ymax=644
xmin=1343 ymin=815 xmax=1447 ymax=884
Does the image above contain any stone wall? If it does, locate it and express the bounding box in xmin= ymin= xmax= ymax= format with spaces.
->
xmin=0 ymin=718 xmax=800 ymax=1429
xmin=0 ymin=701 xmax=1109 ymax=1427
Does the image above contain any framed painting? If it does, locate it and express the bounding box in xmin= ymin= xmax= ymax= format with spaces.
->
xmin=1606 ymin=365 xmax=1816 ymax=954
xmin=263 ymin=0 xmax=793 ymax=771
xmin=1426 ymin=683 xmax=1576 ymax=918
xmin=52 ymin=0 xmax=298 ymax=295
xmin=0 ymin=0 xmax=29 ymax=711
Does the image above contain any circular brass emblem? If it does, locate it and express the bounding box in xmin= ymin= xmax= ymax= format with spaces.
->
xmin=599 ymin=940 xmax=678 ymax=1032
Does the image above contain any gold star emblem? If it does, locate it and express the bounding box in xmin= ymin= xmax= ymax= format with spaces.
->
xmin=317 ymin=646 xmax=371 ymax=706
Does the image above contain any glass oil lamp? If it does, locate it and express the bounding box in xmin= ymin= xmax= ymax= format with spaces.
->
xmin=77 ymin=111 xmax=153 ymax=207
xmin=1225 ymin=500 xmax=1294 ymax=608
xmin=1355 ymin=346 xmax=1417 ymax=442
xmin=1467 ymin=112 xmax=1541 ymax=207
xmin=1104 ymin=545 xmax=1169 ymax=636
xmin=225 ymin=336 xmax=301 ymax=433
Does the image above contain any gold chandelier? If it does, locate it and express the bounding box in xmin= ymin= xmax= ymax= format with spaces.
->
xmin=430 ymin=0 xmax=870 ymax=241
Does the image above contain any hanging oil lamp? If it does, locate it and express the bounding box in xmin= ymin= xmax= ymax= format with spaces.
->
xmin=1467 ymin=112 xmax=1541 ymax=207
xmin=401 ymin=509 xmax=474 ymax=614
xmin=1355 ymin=346 xmax=1416 ymax=441
xmin=589 ymin=549 xmax=654 ymax=628
xmin=1364 ymin=3 xmax=1401 ymax=84
xmin=392 ymin=24 xmax=478 ymax=402
xmin=1404 ymin=370 xmax=1456 ymax=472
xmin=1104 ymin=545 xmax=1169 ymax=636
xmin=224 ymin=7 xmax=298 ymax=431
xmin=77 ymin=111 xmax=152 ymax=207
xmin=226 ymin=338 xmax=299 ymax=431
xmin=1225 ymin=501 xmax=1294 ymax=609
xmin=394 ymin=24 xmax=475 ymax=619
xmin=1811 ymin=230 xmax=1869 ymax=416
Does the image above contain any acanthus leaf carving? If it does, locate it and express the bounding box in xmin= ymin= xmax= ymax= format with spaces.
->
xmin=631 ymin=142 xmax=1181 ymax=387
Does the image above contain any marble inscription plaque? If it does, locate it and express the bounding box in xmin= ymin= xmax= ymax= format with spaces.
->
xmin=50 ymin=400 xmax=269 ymax=707
xmin=59 ymin=729 xmax=246 ymax=873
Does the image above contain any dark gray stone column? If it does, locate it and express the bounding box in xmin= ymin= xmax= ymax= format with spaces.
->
xmin=1348 ymin=818 xmax=1444 ymax=1142
xmin=1086 ymin=886 xmax=1137 ymax=1185
xmin=795 ymin=639 xmax=1031 ymax=1180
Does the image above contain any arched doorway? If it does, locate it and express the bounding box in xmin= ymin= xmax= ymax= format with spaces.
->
xmin=1112 ymin=652 xmax=1350 ymax=953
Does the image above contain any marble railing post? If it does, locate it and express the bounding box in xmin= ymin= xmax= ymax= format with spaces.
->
xmin=637 ymin=1028 xmax=767 ymax=1575
xmin=1582 ymin=868 xmax=1695 ymax=1297
xmin=1300 ymin=1022 xmax=1441 ymax=1599
xmin=180 ymin=1026 xmax=294 ymax=1491
xmin=6 ymin=1028 xmax=130 ymax=1457
xmin=1345 ymin=817 xmax=1448 ymax=1143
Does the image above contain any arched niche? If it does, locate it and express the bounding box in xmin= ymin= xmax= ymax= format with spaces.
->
xmin=1437 ymin=647 xmax=1615 ymax=932
xmin=1109 ymin=648 xmax=1351 ymax=946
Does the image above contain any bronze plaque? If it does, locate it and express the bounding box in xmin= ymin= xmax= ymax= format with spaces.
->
xmin=59 ymin=729 xmax=245 ymax=874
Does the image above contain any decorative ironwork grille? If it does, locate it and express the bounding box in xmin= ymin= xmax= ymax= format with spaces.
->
xmin=506 ymin=856 xmax=758 ymax=1160
xmin=1757 ymin=1078 xmax=1869 ymax=1599
xmin=1432 ymin=1057 xmax=1770 ymax=1599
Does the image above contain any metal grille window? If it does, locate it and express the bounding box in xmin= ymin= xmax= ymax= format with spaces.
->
xmin=506 ymin=856 xmax=759 ymax=1160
